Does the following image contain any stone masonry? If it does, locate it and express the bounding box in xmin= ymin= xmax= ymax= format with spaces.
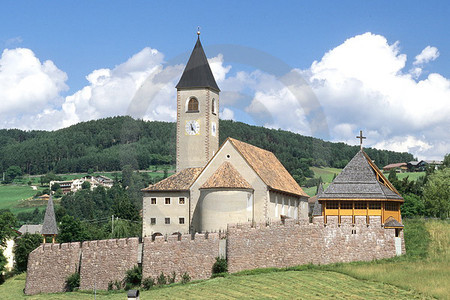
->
xmin=24 ymin=216 xmax=405 ymax=295
xmin=25 ymin=242 xmax=81 ymax=295
xmin=142 ymin=233 xmax=220 ymax=281
xmin=79 ymin=238 xmax=139 ymax=290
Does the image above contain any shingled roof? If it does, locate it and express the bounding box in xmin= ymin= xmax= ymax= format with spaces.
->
xmin=175 ymin=37 xmax=220 ymax=92
xmin=142 ymin=167 xmax=203 ymax=192
xmin=318 ymin=150 xmax=403 ymax=201
xmin=228 ymin=138 xmax=308 ymax=197
xmin=200 ymin=162 xmax=253 ymax=189
xmin=41 ymin=195 xmax=58 ymax=235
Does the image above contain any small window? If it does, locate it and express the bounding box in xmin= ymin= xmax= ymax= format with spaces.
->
xmin=179 ymin=217 xmax=185 ymax=224
xmin=165 ymin=218 xmax=170 ymax=224
xmin=150 ymin=218 xmax=156 ymax=225
xmin=369 ymin=202 xmax=381 ymax=210
xmin=341 ymin=201 xmax=353 ymax=210
xmin=327 ymin=201 xmax=339 ymax=209
xmin=179 ymin=197 xmax=185 ymax=205
xmin=151 ymin=198 xmax=156 ymax=205
xmin=354 ymin=201 xmax=366 ymax=210
xmin=187 ymin=98 xmax=199 ymax=112
xmin=212 ymin=98 xmax=216 ymax=114
xmin=165 ymin=198 xmax=171 ymax=205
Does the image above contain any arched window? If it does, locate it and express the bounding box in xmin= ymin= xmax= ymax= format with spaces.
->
xmin=187 ymin=97 xmax=199 ymax=112
xmin=212 ymin=98 xmax=216 ymax=114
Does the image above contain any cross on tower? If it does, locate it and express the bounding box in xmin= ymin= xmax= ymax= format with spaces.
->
xmin=356 ymin=130 xmax=366 ymax=150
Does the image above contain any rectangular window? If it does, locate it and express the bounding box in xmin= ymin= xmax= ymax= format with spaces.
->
xmin=165 ymin=198 xmax=171 ymax=205
xmin=150 ymin=218 xmax=156 ymax=225
xmin=327 ymin=201 xmax=339 ymax=209
xmin=151 ymin=198 xmax=156 ymax=205
xmin=385 ymin=202 xmax=398 ymax=211
xmin=354 ymin=201 xmax=366 ymax=210
xmin=341 ymin=201 xmax=353 ymax=210
xmin=179 ymin=217 xmax=185 ymax=224
xmin=369 ymin=202 xmax=381 ymax=209
xmin=165 ymin=217 xmax=170 ymax=224
xmin=179 ymin=197 xmax=185 ymax=205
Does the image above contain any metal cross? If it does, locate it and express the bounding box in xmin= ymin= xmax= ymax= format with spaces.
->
xmin=356 ymin=130 xmax=366 ymax=150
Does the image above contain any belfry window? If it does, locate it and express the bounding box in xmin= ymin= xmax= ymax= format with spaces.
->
xmin=212 ymin=98 xmax=216 ymax=114
xmin=187 ymin=98 xmax=199 ymax=112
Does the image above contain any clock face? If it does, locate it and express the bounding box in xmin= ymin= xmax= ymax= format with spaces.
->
xmin=211 ymin=122 xmax=217 ymax=136
xmin=185 ymin=120 xmax=200 ymax=135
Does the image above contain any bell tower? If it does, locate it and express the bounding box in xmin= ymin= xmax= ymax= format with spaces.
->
xmin=175 ymin=32 xmax=220 ymax=172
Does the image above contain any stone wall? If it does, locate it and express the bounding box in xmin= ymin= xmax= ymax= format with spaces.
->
xmin=25 ymin=217 xmax=405 ymax=295
xmin=25 ymin=242 xmax=81 ymax=295
xmin=142 ymin=233 xmax=220 ymax=281
xmin=79 ymin=238 xmax=140 ymax=290
xmin=227 ymin=216 xmax=404 ymax=273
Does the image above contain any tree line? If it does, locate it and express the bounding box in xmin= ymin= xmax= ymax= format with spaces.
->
xmin=0 ymin=116 xmax=413 ymax=181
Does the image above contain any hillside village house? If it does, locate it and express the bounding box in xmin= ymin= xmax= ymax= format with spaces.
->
xmin=142 ymin=33 xmax=309 ymax=236
xmin=50 ymin=175 xmax=113 ymax=194
xmin=382 ymin=162 xmax=407 ymax=173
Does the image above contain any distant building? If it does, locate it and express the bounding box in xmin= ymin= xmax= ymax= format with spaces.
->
xmin=383 ymin=162 xmax=407 ymax=173
xmin=50 ymin=175 xmax=114 ymax=194
xmin=18 ymin=224 xmax=43 ymax=235
xmin=407 ymin=160 xmax=427 ymax=172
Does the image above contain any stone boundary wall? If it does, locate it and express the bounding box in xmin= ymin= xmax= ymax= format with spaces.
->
xmin=25 ymin=217 xmax=405 ymax=295
xmin=227 ymin=216 xmax=405 ymax=273
xmin=25 ymin=242 xmax=81 ymax=295
xmin=142 ymin=233 xmax=220 ymax=282
xmin=79 ymin=238 xmax=140 ymax=290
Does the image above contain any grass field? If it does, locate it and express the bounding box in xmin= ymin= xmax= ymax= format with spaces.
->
xmin=0 ymin=184 xmax=45 ymax=214
xmin=1 ymin=218 xmax=447 ymax=299
xmin=384 ymin=171 xmax=426 ymax=181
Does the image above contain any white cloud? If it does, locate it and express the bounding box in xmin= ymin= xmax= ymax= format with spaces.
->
xmin=0 ymin=48 xmax=68 ymax=129
xmin=413 ymin=46 xmax=439 ymax=65
xmin=302 ymin=33 xmax=450 ymax=160
xmin=220 ymin=107 xmax=235 ymax=120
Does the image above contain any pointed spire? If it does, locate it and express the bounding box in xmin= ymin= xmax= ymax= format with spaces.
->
xmin=176 ymin=33 xmax=220 ymax=92
xmin=41 ymin=194 xmax=58 ymax=236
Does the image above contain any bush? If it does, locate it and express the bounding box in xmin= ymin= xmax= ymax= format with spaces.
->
xmin=108 ymin=281 xmax=114 ymax=291
xmin=141 ymin=277 xmax=155 ymax=290
xmin=65 ymin=272 xmax=80 ymax=292
xmin=124 ymin=265 xmax=142 ymax=287
xmin=212 ymin=257 xmax=228 ymax=274
xmin=157 ymin=272 xmax=167 ymax=285
xmin=114 ymin=280 xmax=122 ymax=290
xmin=168 ymin=271 xmax=176 ymax=284
xmin=181 ymin=272 xmax=191 ymax=284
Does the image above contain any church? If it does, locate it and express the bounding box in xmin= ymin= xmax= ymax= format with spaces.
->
xmin=142 ymin=34 xmax=309 ymax=237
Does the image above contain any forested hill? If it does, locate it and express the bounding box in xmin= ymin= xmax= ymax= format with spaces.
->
xmin=0 ymin=116 xmax=413 ymax=178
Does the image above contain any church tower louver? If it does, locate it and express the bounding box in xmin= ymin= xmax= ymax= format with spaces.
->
xmin=175 ymin=32 xmax=220 ymax=172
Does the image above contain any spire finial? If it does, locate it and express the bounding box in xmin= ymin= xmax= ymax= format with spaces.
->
xmin=356 ymin=130 xmax=366 ymax=150
xmin=197 ymin=26 xmax=201 ymax=37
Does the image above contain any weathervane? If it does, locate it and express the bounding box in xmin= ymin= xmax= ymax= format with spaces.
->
xmin=356 ymin=130 xmax=366 ymax=150
xmin=197 ymin=26 xmax=201 ymax=36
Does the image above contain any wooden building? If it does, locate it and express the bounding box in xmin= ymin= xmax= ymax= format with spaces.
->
xmin=318 ymin=150 xmax=403 ymax=228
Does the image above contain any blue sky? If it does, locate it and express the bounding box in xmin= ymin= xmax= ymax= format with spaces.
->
xmin=1 ymin=1 xmax=449 ymax=160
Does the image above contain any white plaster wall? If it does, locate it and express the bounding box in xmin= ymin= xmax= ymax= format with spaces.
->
xmin=142 ymin=191 xmax=190 ymax=236
xmin=268 ymin=191 xmax=308 ymax=221
xmin=1 ymin=239 xmax=15 ymax=272
xmin=199 ymin=189 xmax=253 ymax=232
xmin=190 ymin=141 xmax=268 ymax=232
xmin=176 ymin=88 xmax=219 ymax=172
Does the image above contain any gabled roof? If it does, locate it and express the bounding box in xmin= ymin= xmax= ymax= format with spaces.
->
xmin=18 ymin=224 xmax=42 ymax=235
xmin=228 ymin=138 xmax=308 ymax=197
xmin=142 ymin=167 xmax=203 ymax=192
xmin=41 ymin=195 xmax=58 ymax=235
xmin=319 ymin=150 xmax=403 ymax=201
xmin=383 ymin=162 xmax=407 ymax=169
xmin=200 ymin=162 xmax=252 ymax=190
xmin=175 ymin=37 xmax=220 ymax=92
xmin=384 ymin=216 xmax=404 ymax=228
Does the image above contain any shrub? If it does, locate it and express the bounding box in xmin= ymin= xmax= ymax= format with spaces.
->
xmin=124 ymin=265 xmax=142 ymax=287
xmin=141 ymin=277 xmax=155 ymax=290
xmin=65 ymin=272 xmax=80 ymax=292
xmin=181 ymin=272 xmax=191 ymax=284
xmin=108 ymin=281 xmax=114 ymax=291
xmin=212 ymin=257 xmax=228 ymax=274
xmin=114 ymin=280 xmax=122 ymax=290
xmin=168 ymin=271 xmax=176 ymax=284
xmin=157 ymin=272 xmax=167 ymax=285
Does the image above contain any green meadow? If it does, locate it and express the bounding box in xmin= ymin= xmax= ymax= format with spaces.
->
xmin=0 ymin=185 xmax=45 ymax=214
xmin=1 ymin=218 xmax=447 ymax=299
